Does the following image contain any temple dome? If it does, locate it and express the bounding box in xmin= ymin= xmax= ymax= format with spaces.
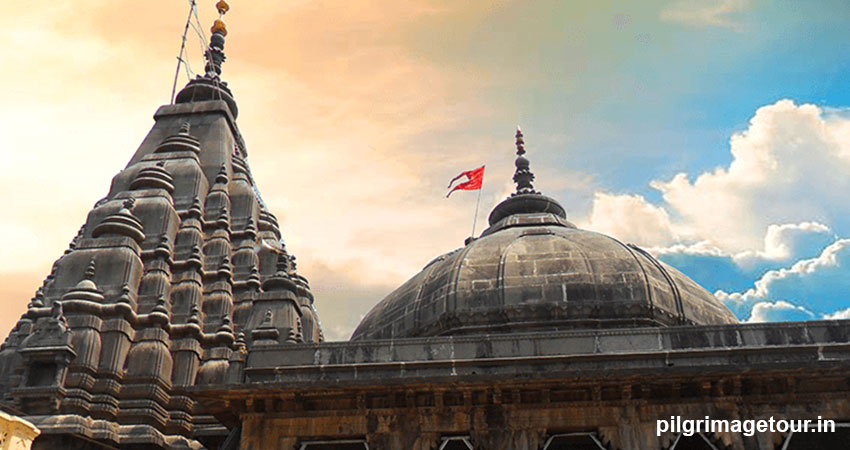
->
xmin=351 ymin=129 xmax=738 ymax=341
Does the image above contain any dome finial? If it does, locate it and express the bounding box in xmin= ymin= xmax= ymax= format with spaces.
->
xmin=515 ymin=126 xmax=525 ymax=156
xmin=486 ymin=127 xmax=566 ymax=226
xmin=512 ymin=126 xmax=537 ymax=195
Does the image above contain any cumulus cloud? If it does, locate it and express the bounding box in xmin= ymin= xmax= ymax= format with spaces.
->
xmin=585 ymin=193 xmax=680 ymax=247
xmin=732 ymin=222 xmax=835 ymax=268
xmin=585 ymin=100 xmax=850 ymax=253
xmin=717 ymin=239 xmax=850 ymax=319
xmin=747 ymin=301 xmax=814 ymax=323
xmin=583 ymin=100 xmax=850 ymax=322
xmin=651 ymin=222 xmax=835 ymax=293
xmin=584 ymin=99 xmax=850 ymax=253
xmin=652 ymin=100 xmax=850 ymax=252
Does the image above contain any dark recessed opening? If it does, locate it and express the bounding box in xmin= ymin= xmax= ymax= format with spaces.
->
xmin=543 ymin=433 xmax=607 ymax=450
xmin=299 ymin=440 xmax=368 ymax=450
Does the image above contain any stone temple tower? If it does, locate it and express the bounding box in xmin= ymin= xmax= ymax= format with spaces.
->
xmin=0 ymin=3 xmax=322 ymax=448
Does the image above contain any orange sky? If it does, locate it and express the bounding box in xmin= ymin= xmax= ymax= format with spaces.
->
xmin=3 ymin=0 xmax=590 ymax=340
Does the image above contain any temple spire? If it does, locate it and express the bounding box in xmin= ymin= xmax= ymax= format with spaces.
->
xmin=512 ymin=126 xmax=537 ymax=195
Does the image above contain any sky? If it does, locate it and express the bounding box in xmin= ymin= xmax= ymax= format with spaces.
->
xmin=3 ymin=0 xmax=850 ymax=341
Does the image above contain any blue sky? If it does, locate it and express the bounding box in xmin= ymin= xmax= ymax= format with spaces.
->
xmin=495 ymin=0 xmax=850 ymax=196
xmin=553 ymin=0 xmax=850 ymax=324
xmin=441 ymin=0 xmax=850 ymax=324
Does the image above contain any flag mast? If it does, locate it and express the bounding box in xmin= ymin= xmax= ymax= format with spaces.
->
xmin=450 ymin=126 xmax=529 ymax=240
xmin=471 ymin=182 xmax=483 ymax=238
xmin=447 ymin=165 xmax=486 ymax=239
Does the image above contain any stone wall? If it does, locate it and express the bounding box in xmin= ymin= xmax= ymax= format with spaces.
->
xmin=192 ymin=320 xmax=850 ymax=450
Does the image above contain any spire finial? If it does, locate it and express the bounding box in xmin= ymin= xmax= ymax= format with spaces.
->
xmin=216 ymin=0 xmax=230 ymax=15
xmin=515 ymin=126 xmax=525 ymax=156
xmin=188 ymin=304 xmax=202 ymax=325
xmin=215 ymin=163 xmax=229 ymax=184
xmin=152 ymin=295 xmax=169 ymax=315
xmin=235 ymin=331 xmax=247 ymax=352
xmin=117 ymin=284 xmax=132 ymax=304
xmin=512 ymin=126 xmax=536 ymax=195
xmin=205 ymin=0 xmax=230 ymax=77
xmin=84 ymin=259 xmax=96 ymax=280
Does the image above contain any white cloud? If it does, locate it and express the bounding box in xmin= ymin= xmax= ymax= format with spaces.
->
xmin=652 ymin=100 xmax=850 ymax=252
xmin=660 ymin=0 xmax=749 ymax=31
xmin=636 ymin=222 xmax=835 ymax=298
xmin=651 ymin=221 xmax=834 ymax=265
xmin=586 ymin=101 xmax=850 ymax=253
xmin=733 ymin=222 xmax=834 ymax=267
xmin=643 ymin=222 xmax=835 ymax=299
xmin=717 ymin=239 xmax=850 ymax=318
xmin=824 ymin=308 xmax=850 ymax=320
xmin=582 ymin=192 xmax=681 ymax=247
xmin=746 ymin=301 xmax=814 ymax=323
xmin=581 ymin=100 xmax=850 ymax=323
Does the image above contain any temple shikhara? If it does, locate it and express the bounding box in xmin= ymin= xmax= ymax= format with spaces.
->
xmin=1 ymin=3 xmax=850 ymax=450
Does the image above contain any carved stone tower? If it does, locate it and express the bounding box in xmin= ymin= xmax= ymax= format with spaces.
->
xmin=0 ymin=3 xmax=322 ymax=448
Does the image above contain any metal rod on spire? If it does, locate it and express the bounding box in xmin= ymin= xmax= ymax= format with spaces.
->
xmin=171 ymin=0 xmax=197 ymax=104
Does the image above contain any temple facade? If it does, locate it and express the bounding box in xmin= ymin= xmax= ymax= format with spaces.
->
xmin=1 ymin=3 xmax=850 ymax=450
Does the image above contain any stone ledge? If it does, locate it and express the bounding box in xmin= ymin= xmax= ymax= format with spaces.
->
xmin=237 ymin=342 xmax=850 ymax=387
xmin=244 ymin=320 xmax=850 ymax=370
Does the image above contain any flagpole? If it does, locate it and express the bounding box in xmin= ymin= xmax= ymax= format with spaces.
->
xmin=471 ymin=186 xmax=482 ymax=238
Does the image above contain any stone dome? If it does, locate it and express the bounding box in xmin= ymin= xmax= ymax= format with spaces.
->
xmin=351 ymin=129 xmax=738 ymax=341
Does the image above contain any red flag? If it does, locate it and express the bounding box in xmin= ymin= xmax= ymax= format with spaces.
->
xmin=446 ymin=165 xmax=485 ymax=198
